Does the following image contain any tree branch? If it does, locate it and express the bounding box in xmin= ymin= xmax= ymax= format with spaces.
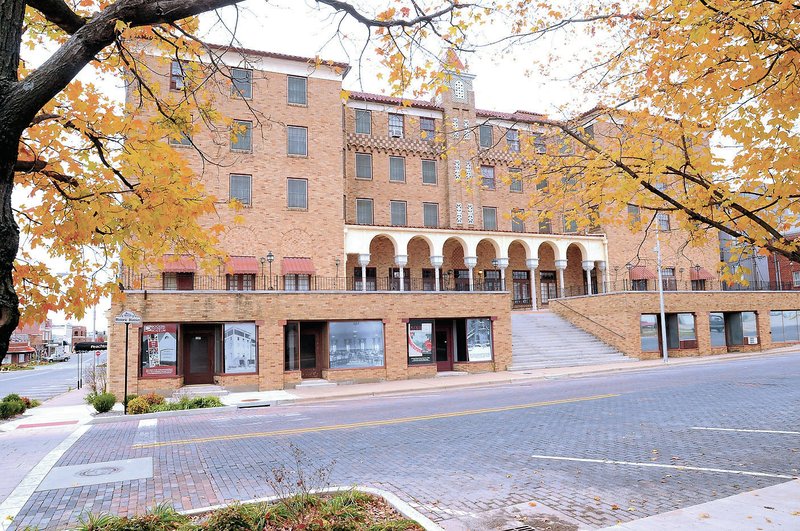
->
xmin=27 ymin=0 xmax=87 ymax=34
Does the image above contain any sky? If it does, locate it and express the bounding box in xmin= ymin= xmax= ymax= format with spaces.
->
xmin=29 ymin=0 xmax=604 ymax=333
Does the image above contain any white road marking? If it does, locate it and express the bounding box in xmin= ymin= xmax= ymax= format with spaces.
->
xmin=690 ymin=426 xmax=800 ymax=435
xmin=529 ymin=454 xmax=796 ymax=479
xmin=138 ymin=419 xmax=158 ymax=428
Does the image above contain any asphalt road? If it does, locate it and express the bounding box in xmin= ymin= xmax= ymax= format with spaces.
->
xmin=8 ymin=352 xmax=800 ymax=530
xmin=0 ymin=352 xmax=106 ymax=401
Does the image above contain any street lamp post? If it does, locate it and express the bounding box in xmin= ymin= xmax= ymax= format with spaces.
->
xmin=655 ymin=228 xmax=669 ymax=363
xmin=335 ymin=257 xmax=340 ymax=289
xmin=266 ymin=251 xmax=275 ymax=290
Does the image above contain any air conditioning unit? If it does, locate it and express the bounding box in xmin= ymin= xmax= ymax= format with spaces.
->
xmin=746 ymin=336 xmax=758 ymax=345
xmin=390 ymin=132 xmax=402 ymax=138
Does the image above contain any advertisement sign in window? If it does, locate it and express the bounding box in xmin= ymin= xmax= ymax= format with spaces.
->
xmin=224 ymin=323 xmax=257 ymax=373
xmin=141 ymin=323 xmax=178 ymax=376
xmin=329 ymin=321 xmax=384 ymax=369
xmin=407 ymin=320 xmax=434 ymax=365
xmin=466 ymin=318 xmax=493 ymax=361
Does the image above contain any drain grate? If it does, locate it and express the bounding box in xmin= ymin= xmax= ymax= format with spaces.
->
xmin=503 ymin=526 xmax=536 ymax=531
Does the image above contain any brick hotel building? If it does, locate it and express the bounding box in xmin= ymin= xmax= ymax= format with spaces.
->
xmin=107 ymin=44 xmax=797 ymax=398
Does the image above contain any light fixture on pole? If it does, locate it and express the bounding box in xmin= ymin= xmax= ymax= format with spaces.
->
xmin=266 ymin=251 xmax=275 ymax=289
xmin=259 ymin=256 xmax=266 ymax=289
xmin=334 ymin=257 xmax=340 ymax=289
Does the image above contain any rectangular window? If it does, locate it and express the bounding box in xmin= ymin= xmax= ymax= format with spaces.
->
xmin=483 ymin=207 xmax=497 ymax=231
xmin=423 ymin=202 xmax=439 ymax=228
xmin=771 ymin=310 xmax=800 ymax=343
xmin=506 ymin=129 xmax=520 ymax=152
xmin=408 ymin=320 xmax=434 ymax=365
xmin=390 ymin=200 xmax=407 ymax=226
xmin=223 ymin=323 xmax=257 ymax=373
xmin=231 ymin=68 xmax=252 ymax=98
xmin=661 ymin=267 xmax=677 ymax=291
xmin=287 ymin=126 xmax=308 ymax=156
xmin=640 ymin=314 xmax=659 ymax=352
xmin=512 ymin=210 xmax=525 ymax=233
xmin=466 ymin=318 xmax=493 ymax=361
xmin=388 ymin=113 xmax=404 ymax=138
xmin=355 ymin=152 xmax=372 ymax=179
xmin=710 ymin=312 xmax=726 ymax=347
xmin=229 ymin=174 xmax=252 ymax=206
xmin=536 ymin=177 xmax=548 ymax=192
xmin=420 ymin=117 xmax=435 ymax=140
xmin=284 ymin=274 xmax=310 ymax=291
xmin=691 ymin=279 xmax=706 ymax=291
xmin=389 ymin=156 xmax=406 ymax=182
xmin=657 ymin=212 xmax=671 ymax=231
xmin=353 ymin=267 xmax=377 ymax=291
xmin=287 ymin=76 xmax=307 ymax=105
xmin=231 ymin=120 xmax=253 ymax=152
xmin=329 ymin=321 xmax=385 ymax=368
xmin=422 ymin=159 xmax=437 ymax=184
xmin=162 ymin=272 xmax=193 ymax=291
xmin=356 ymin=198 xmax=373 ymax=225
xmin=628 ymin=204 xmax=641 ymax=224
xmin=563 ymin=214 xmax=578 ymax=233
xmin=728 ymin=311 xmax=759 ymax=345
xmin=676 ymin=313 xmax=697 ymax=348
xmin=509 ymin=170 xmax=523 ymax=192
xmin=141 ymin=324 xmax=178 ymax=377
xmin=168 ymin=130 xmax=192 ymax=147
xmin=538 ymin=217 xmax=551 ymax=234
xmin=170 ymin=61 xmax=184 ymax=90
xmin=355 ymin=109 xmax=371 ymax=135
xmin=479 ymin=124 xmax=493 ymax=148
xmin=533 ymin=133 xmax=546 ymax=153
xmin=226 ymin=274 xmax=255 ymax=291
xmin=794 ymin=271 xmax=800 ymax=287
xmin=481 ymin=165 xmax=495 ymax=189
xmin=287 ymin=178 xmax=307 ymax=209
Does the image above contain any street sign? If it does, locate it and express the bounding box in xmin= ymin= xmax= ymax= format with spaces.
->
xmin=114 ymin=310 xmax=142 ymax=324
xmin=74 ymin=342 xmax=107 ymax=351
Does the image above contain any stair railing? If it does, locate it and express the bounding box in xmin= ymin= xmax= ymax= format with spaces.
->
xmin=548 ymin=299 xmax=624 ymax=339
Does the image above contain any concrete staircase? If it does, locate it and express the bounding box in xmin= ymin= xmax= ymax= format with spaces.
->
xmin=510 ymin=311 xmax=636 ymax=370
xmin=171 ymin=384 xmax=229 ymax=400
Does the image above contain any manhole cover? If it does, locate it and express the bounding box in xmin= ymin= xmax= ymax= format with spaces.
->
xmin=78 ymin=466 xmax=121 ymax=477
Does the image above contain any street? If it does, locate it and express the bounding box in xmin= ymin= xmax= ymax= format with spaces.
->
xmin=0 ymin=352 xmax=106 ymax=401
xmin=5 ymin=353 xmax=800 ymax=530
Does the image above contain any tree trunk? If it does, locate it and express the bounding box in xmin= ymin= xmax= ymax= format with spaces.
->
xmin=0 ymin=0 xmax=27 ymax=360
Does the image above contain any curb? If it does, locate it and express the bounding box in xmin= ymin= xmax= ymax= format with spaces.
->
xmin=88 ymin=405 xmax=238 ymax=424
xmin=179 ymin=485 xmax=442 ymax=531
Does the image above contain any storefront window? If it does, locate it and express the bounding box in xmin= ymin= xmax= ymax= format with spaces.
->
xmin=709 ymin=312 xmax=726 ymax=347
xmin=640 ymin=314 xmax=659 ymax=351
xmin=407 ymin=320 xmax=434 ymax=365
xmin=466 ymin=318 xmax=493 ymax=361
xmin=223 ymin=323 xmax=256 ymax=373
xmin=284 ymin=322 xmax=300 ymax=371
xmin=141 ymin=323 xmax=178 ymax=376
xmin=771 ymin=310 xmax=799 ymax=343
xmin=328 ymin=321 xmax=384 ymax=369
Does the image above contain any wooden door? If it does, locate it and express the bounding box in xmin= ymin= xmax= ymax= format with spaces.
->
xmin=435 ymin=325 xmax=453 ymax=371
xmin=300 ymin=331 xmax=322 ymax=379
xmin=183 ymin=330 xmax=214 ymax=384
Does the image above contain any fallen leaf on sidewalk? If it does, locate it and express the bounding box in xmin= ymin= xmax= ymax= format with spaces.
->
xmin=611 ymin=504 xmax=620 ymax=510
xmin=699 ymin=513 xmax=710 ymax=519
xmin=529 ymin=502 xmax=537 ymax=507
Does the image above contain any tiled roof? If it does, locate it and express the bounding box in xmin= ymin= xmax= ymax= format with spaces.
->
xmin=476 ymin=109 xmax=547 ymax=123
xmin=204 ymin=43 xmax=351 ymax=74
xmin=348 ymin=91 xmax=442 ymax=111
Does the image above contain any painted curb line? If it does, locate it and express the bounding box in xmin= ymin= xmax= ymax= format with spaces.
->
xmin=179 ymin=485 xmax=442 ymax=531
xmin=0 ymin=425 xmax=91 ymax=531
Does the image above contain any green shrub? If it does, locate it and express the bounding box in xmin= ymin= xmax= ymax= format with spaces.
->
xmin=124 ymin=394 xmax=138 ymax=407
xmin=201 ymin=504 xmax=254 ymax=531
xmin=0 ymin=400 xmax=25 ymax=419
xmin=76 ymin=502 xmax=188 ymax=530
xmin=126 ymin=396 xmax=150 ymax=415
xmin=2 ymin=393 xmax=22 ymax=403
xmin=91 ymin=392 xmax=116 ymax=414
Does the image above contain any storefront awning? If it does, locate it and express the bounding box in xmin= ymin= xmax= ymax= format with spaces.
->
xmin=162 ymin=254 xmax=197 ymax=272
xmin=690 ymin=267 xmax=715 ymax=281
xmin=629 ymin=265 xmax=657 ymax=280
xmin=226 ymin=255 xmax=259 ymax=274
xmin=8 ymin=344 xmax=35 ymax=353
xmin=281 ymin=257 xmax=315 ymax=275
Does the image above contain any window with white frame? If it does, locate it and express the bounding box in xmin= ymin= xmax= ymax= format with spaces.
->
xmin=506 ymin=129 xmax=520 ymax=152
xmin=287 ymin=178 xmax=307 ymax=209
xmin=356 ymin=198 xmax=373 ymax=225
xmin=389 ymin=156 xmax=406 ymax=182
xmin=793 ymin=271 xmax=800 ymax=287
xmin=229 ymin=174 xmax=252 ymax=206
xmin=657 ymin=212 xmax=671 ymax=231
xmin=170 ymin=61 xmax=184 ymax=90
xmin=390 ymin=201 xmax=407 ymax=226
xmin=287 ymin=126 xmax=308 ymax=156
xmin=355 ymin=152 xmax=372 ymax=179
xmin=388 ymin=113 xmax=404 ymax=138
xmin=287 ymin=76 xmax=307 ymax=105
xmin=355 ymin=109 xmax=371 ymax=134
xmin=422 ymin=159 xmax=437 ymax=184
xmin=481 ymin=165 xmax=495 ymax=190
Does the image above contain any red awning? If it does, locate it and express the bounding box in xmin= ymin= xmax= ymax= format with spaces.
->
xmin=690 ymin=267 xmax=715 ymax=281
xmin=629 ymin=265 xmax=657 ymax=280
xmin=226 ymin=256 xmax=259 ymax=274
xmin=162 ymin=254 xmax=197 ymax=272
xmin=8 ymin=344 xmax=35 ymax=353
xmin=281 ymin=257 xmax=315 ymax=275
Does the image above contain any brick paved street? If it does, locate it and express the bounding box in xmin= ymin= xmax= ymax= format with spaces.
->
xmin=8 ymin=353 xmax=800 ymax=530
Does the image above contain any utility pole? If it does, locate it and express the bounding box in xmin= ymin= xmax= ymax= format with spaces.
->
xmin=655 ymin=228 xmax=669 ymax=363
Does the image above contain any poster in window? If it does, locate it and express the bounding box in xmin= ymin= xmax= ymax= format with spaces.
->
xmin=329 ymin=321 xmax=384 ymax=369
xmin=224 ymin=323 xmax=257 ymax=373
xmin=141 ymin=323 xmax=177 ymax=376
xmin=407 ymin=320 xmax=434 ymax=365
xmin=466 ymin=318 xmax=493 ymax=361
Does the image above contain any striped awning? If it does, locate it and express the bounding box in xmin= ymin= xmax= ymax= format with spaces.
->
xmin=629 ymin=265 xmax=657 ymax=280
xmin=8 ymin=344 xmax=36 ymax=353
xmin=690 ymin=267 xmax=715 ymax=281
xmin=162 ymin=254 xmax=197 ymax=272
xmin=281 ymin=257 xmax=315 ymax=275
xmin=226 ymin=256 xmax=259 ymax=274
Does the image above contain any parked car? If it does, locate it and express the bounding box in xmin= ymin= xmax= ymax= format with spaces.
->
xmin=44 ymin=352 xmax=70 ymax=362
